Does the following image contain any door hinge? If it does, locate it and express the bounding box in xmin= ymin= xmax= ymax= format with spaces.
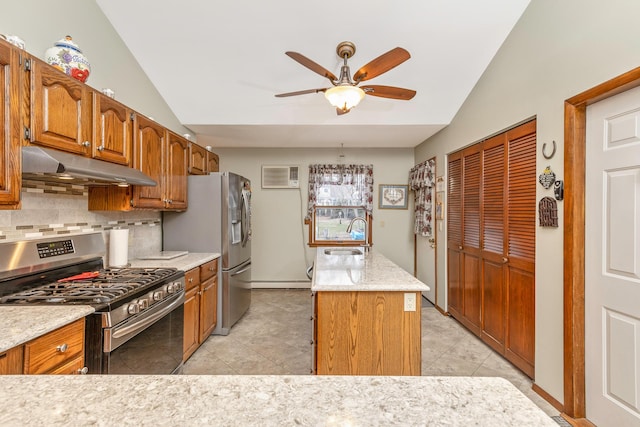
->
xmin=23 ymin=58 xmax=31 ymax=71
xmin=130 ymin=113 xmax=135 ymax=121
xmin=23 ymin=127 xmax=31 ymax=140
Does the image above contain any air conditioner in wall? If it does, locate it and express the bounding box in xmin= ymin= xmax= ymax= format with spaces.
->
xmin=261 ymin=165 xmax=300 ymax=189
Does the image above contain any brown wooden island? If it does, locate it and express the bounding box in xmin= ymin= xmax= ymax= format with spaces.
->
xmin=311 ymin=247 xmax=430 ymax=375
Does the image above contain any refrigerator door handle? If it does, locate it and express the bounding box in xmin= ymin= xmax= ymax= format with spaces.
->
xmin=240 ymin=190 xmax=250 ymax=247
xmin=230 ymin=265 xmax=251 ymax=277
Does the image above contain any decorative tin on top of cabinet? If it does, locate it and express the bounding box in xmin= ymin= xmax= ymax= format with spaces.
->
xmin=0 ymin=39 xmax=22 ymax=208
xmin=28 ymin=56 xmax=93 ymax=156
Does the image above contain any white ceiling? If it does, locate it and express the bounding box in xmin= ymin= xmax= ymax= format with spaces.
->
xmin=96 ymin=0 xmax=530 ymax=148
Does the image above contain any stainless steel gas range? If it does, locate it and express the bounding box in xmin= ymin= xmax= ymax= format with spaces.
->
xmin=0 ymin=232 xmax=185 ymax=375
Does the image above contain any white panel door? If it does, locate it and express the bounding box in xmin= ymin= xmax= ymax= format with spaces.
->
xmin=586 ymin=85 xmax=640 ymax=427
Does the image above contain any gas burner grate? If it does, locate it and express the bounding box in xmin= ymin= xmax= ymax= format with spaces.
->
xmin=0 ymin=267 xmax=179 ymax=305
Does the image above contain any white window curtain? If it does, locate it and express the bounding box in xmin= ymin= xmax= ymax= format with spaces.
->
xmin=409 ymin=159 xmax=436 ymax=236
xmin=307 ymin=164 xmax=374 ymax=219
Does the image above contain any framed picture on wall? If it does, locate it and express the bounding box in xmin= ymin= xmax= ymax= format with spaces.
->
xmin=379 ymin=184 xmax=409 ymax=209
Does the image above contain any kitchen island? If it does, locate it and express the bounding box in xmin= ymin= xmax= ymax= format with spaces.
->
xmin=0 ymin=374 xmax=557 ymax=426
xmin=312 ymin=247 xmax=430 ymax=375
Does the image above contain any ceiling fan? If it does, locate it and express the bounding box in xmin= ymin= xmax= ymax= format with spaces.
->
xmin=275 ymin=41 xmax=416 ymax=115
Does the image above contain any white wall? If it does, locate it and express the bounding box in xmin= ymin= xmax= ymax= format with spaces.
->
xmin=413 ymin=0 xmax=640 ymax=404
xmin=214 ymin=148 xmax=417 ymax=284
xmin=0 ymin=0 xmax=191 ymax=137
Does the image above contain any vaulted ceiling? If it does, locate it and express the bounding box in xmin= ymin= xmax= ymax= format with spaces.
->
xmin=97 ymin=1 xmax=530 ymax=148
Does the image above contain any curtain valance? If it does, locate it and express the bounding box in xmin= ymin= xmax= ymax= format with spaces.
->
xmin=307 ymin=164 xmax=374 ymax=219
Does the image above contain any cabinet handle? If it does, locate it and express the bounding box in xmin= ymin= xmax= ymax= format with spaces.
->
xmin=188 ymin=277 xmax=194 ymax=283
xmin=97 ymin=145 xmax=105 ymax=151
xmin=209 ymin=267 xmax=214 ymax=271
xmin=56 ymin=343 xmax=68 ymax=353
xmin=502 ymin=257 xmax=509 ymax=264
xmin=77 ymin=367 xmax=89 ymax=375
xmin=80 ymin=141 xmax=91 ymax=147
xmin=458 ymin=245 xmax=463 ymax=250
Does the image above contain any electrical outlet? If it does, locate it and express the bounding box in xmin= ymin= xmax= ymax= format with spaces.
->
xmin=404 ymin=293 xmax=416 ymax=311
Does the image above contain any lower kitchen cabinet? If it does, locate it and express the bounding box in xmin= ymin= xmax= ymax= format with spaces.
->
xmin=183 ymin=258 xmax=218 ymax=362
xmin=0 ymin=318 xmax=87 ymax=375
xmin=0 ymin=346 xmax=23 ymax=374
xmin=314 ymin=291 xmax=421 ymax=376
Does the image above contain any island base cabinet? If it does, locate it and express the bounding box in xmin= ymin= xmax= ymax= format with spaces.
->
xmin=315 ymin=291 xmax=421 ymax=376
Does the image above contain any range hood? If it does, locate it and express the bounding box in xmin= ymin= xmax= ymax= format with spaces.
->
xmin=22 ymin=146 xmax=157 ymax=187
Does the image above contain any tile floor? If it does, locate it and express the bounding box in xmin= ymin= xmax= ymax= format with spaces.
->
xmin=183 ymin=289 xmax=560 ymax=418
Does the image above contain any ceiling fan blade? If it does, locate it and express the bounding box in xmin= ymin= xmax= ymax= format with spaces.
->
xmin=285 ymin=52 xmax=337 ymax=83
xmin=275 ymin=88 xmax=328 ymax=97
xmin=361 ymin=85 xmax=416 ymax=100
xmin=353 ymin=47 xmax=411 ymax=82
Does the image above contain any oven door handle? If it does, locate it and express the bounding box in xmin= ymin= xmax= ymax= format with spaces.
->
xmin=110 ymin=293 xmax=184 ymax=341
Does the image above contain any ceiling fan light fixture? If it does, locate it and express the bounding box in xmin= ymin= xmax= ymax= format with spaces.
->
xmin=324 ymin=85 xmax=365 ymax=111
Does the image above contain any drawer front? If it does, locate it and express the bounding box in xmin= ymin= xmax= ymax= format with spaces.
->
xmin=48 ymin=356 xmax=85 ymax=375
xmin=200 ymin=258 xmax=219 ymax=281
xmin=0 ymin=346 xmax=24 ymax=374
xmin=24 ymin=318 xmax=85 ymax=374
xmin=184 ymin=267 xmax=200 ymax=291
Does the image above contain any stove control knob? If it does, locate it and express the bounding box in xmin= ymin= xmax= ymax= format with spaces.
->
xmin=174 ymin=281 xmax=183 ymax=291
xmin=127 ymin=302 xmax=140 ymax=315
xmin=138 ymin=299 xmax=149 ymax=310
xmin=166 ymin=283 xmax=174 ymax=294
xmin=153 ymin=291 xmax=164 ymax=301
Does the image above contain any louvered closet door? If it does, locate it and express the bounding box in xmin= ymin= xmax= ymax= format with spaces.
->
xmin=481 ymin=134 xmax=507 ymax=353
xmin=461 ymin=145 xmax=482 ymax=335
xmin=504 ymin=121 xmax=537 ymax=377
xmin=447 ymin=151 xmax=463 ymax=318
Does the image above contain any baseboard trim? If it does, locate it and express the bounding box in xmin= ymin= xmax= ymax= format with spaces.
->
xmin=532 ymin=383 xmax=564 ymax=412
xmin=251 ymin=281 xmax=311 ymax=289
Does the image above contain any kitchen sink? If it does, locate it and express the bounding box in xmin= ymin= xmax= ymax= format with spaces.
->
xmin=323 ymin=248 xmax=363 ymax=256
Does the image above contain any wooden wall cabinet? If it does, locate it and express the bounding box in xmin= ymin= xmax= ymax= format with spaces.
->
xmin=93 ymin=93 xmax=132 ymax=165
xmin=206 ymin=150 xmax=219 ymax=173
xmin=88 ymin=117 xmax=188 ymax=211
xmin=183 ymin=259 xmax=218 ymax=361
xmin=28 ymin=56 xmax=93 ymax=156
xmin=447 ymin=120 xmax=536 ymax=378
xmin=189 ymin=142 xmax=207 ymax=175
xmin=314 ymin=291 xmax=421 ymax=376
xmin=0 ymin=39 xmax=22 ymax=208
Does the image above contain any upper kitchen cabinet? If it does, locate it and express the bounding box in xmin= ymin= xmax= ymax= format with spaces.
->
xmin=189 ymin=142 xmax=206 ymax=175
xmin=0 ymin=40 xmax=22 ymax=208
xmin=88 ymin=115 xmax=188 ymax=211
xmin=92 ymin=93 xmax=131 ymax=165
xmin=27 ymin=56 xmax=93 ymax=156
xmin=165 ymin=131 xmax=188 ymax=210
xmin=129 ymin=114 xmax=166 ymax=209
xmin=206 ymin=149 xmax=219 ymax=173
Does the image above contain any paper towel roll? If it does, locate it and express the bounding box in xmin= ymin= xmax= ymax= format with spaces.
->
xmin=109 ymin=228 xmax=129 ymax=267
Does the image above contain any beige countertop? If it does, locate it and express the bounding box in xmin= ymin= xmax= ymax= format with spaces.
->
xmin=312 ymin=247 xmax=431 ymax=292
xmin=0 ymin=375 xmax=557 ymax=426
xmin=0 ymin=306 xmax=94 ymax=353
xmin=129 ymin=252 xmax=220 ymax=271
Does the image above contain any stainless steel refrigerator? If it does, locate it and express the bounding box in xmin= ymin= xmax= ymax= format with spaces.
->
xmin=163 ymin=172 xmax=251 ymax=335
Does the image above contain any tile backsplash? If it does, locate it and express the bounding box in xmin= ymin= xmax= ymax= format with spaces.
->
xmin=0 ymin=183 xmax=162 ymax=260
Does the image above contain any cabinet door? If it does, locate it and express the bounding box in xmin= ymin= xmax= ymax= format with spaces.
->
xmin=0 ymin=346 xmax=23 ymax=374
xmin=131 ymin=114 xmax=165 ymax=209
xmin=23 ymin=318 xmax=84 ymax=374
xmin=0 ymin=41 xmax=21 ymax=208
xmin=206 ymin=150 xmax=219 ymax=173
xmin=183 ymin=285 xmax=200 ymax=361
xmin=29 ymin=57 xmax=93 ymax=155
xmin=166 ymin=132 xmax=188 ymax=210
xmin=189 ymin=142 xmax=207 ymax=175
xmin=199 ymin=275 xmax=218 ymax=342
xmin=93 ymin=92 xmax=131 ymax=165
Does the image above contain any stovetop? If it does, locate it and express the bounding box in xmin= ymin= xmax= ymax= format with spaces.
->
xmin=0 ymin=267 xmax=181 ymax=305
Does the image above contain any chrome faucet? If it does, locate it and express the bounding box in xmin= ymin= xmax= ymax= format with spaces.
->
xmin=346 ymin=216 xmax=370 ymax=252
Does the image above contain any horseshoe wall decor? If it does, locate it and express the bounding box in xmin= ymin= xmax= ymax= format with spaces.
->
xmin=542 ymin=140 xmax=556 ymax=159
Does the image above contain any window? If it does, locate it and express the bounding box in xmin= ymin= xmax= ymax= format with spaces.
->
xmin=306 ymin=164 xmax=373 ymax=247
